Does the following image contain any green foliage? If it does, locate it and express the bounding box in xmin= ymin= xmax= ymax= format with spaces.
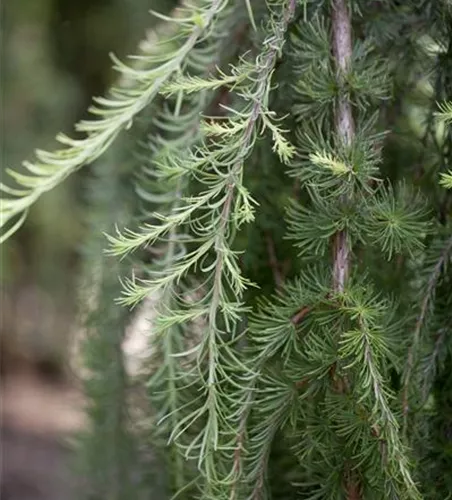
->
xmin=75 ymin=149 xmax=155 ymax=499
xmin=437 ymin=102 xmax=452 ymax=188
xmin=0 ymin=0 xmax=227 ymax=243
xmin=3 ymin=0 xmax=452 ymax=498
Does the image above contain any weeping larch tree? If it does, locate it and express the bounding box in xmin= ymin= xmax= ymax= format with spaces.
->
xmin=1 ymin=0 xmax=452 ymax=498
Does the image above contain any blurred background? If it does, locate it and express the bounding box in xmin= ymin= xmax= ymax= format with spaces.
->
xmin=1 ymin=1 xmax=171 ymax=498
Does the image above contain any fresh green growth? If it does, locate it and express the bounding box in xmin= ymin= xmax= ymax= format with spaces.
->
xmin=2 ymin=0 xmax=452 ymax=498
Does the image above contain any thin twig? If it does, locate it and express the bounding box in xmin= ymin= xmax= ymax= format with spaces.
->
xmin=291 ymin=305 xmax=311 ymax=325
xmin=265 ymin=232 xmax=284 ymax=289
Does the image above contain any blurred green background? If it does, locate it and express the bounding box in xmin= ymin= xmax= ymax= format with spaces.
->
xmin=1 ymin=0 xmax=173 ymax=374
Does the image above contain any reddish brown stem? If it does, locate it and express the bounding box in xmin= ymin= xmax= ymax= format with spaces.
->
xmin=291 ymin=306 xmax=311 ymax=325
xmin=345 ymin=474 xmax=362 ymax=500
xmin=265 ymin=232 xmax=284 ymax=289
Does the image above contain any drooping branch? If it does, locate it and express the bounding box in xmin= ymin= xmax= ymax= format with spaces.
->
xmin=0 ymin=0 xmax=226 ymax=244
xmin=402 ymin=234 xmax=452 ymax=430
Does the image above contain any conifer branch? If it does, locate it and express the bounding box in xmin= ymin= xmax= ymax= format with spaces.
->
xmin=402 ymin=234 xmax=452 ymax=430
xmin=198 ymin=1 xmax=296 ymax=490
xmin=230 ymin=388 xmax=253 ymax=500
xmin=438 ymin=101 xmax=452 ymax=188
xmin=440 ymin=171 xmax=452 ymax=189
xmin=436 ymin=100 xmax=452 ymax=124
xmin=247 ymin=374 xmax=295 ymax=500
xmin=420 ymin=327 xmax=447 ymax=404
xmin=7 ymin=0 xmax=450 ymax=496
xmin=148 ymin=218 xmax=188 ymax=492
xmin=337 ymin=286 xmax=421 ymax=498
xmin=106 ymin=2 xmax=296 ymax=495
xmin=0 ymin=0 xmax=226 ymax=243
xmin=330 ymin=3 xmax=359 ymax=497
xmin=126 ymin=8 xmax=252 ymax=495
xmin=76 ymin=152 xmax=148 ymax=499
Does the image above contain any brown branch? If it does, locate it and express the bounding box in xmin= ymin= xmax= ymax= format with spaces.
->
xmin=344 ymin=468 xmax=362 ymax=500
xmin=332 ymin=0 xmax=354 ymax=294
xmin=291 ymin=305 xmax=311 ymax=325
xmin=265 ymin=232 xmax=284 ymax=289
xmin=291 ymin=292 xmax=334 ymax=325
xmin=332 ymin=1 xmax=355 ymax=145
xmin=333 ymin=229 xmax=350 ymax=293
xmin=331 ymin=1 xmax=359 ymax=497
xmin=295 ymin=378 xmax=309 ymax=389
